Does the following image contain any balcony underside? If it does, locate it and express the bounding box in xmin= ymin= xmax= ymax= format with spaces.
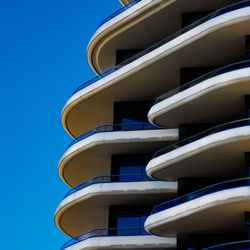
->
xmin=89 ymin=0 xmax=236 ymax=74
xmin=65 ymin=235 xmax=176 ymax=250
xmin=147 ymin=126 xmax=250 ymax=180
xmin=148 ymin=69 xmax=250 ymax=127
xmin=55 ymin=181 xmax=177 ymax=237
xmin=145 ymin=187 xmax=250 ymax=237
xmin=59 ymin=129 xmax=178 ymax=187
xmin=63 ymin=9 xmax=250 ymax=137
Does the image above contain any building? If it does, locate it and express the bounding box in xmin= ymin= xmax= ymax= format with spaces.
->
xmin=55 ymin=0 xmax=250 ymax=249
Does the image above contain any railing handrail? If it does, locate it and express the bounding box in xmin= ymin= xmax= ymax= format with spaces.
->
xmin=203 ymin=240 xmax=250 ymax=249
xmin=64 ymin=173 xmax=152 ymax=198
xmin=151 ymin=177 xmax=250 ymax=215
xmin=153 ymin=118 xmax=250 ymax=158
xmin=61 ymin=227 xmax=148 ymax=250
xmin=67 ymin=122 xmax=159 ymax=147
xmin=155 ymin=59 xmax=250 ymax=103
xmin=98 ymin=0 xmax=142 ymax=27
xmin=72 ymin=0 xmax=250 ymax=96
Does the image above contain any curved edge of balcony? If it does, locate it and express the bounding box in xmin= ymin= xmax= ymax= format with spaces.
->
xmin=55 ymin=181 xmax=178 ymax=237
xmin=148 ymin=68 xmax=250 ymax=127
xmin=87 ymin=0 xmax=171 ymax=74
xmin=145 ymin=186 xmax=250 ymax=236
xmin=59 ymin=129 xmax=179 ymax=187
xmin=62 ymin=8 xmax=250 ymax=137
xmin=118 ymin=0 xmax=130 ymax=7
xmin=146 ymin=126 xmax=250 ymax=180
xmin=64 ymin=235 xmax=177 ymax=250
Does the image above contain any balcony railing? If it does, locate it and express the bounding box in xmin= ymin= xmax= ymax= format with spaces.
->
xmin=155 ymin=60 xmax=250 ymax=103
xmin=72 ymin=0 xmax=250 ymax=96
xmin=151 ymin=177 xmax=250 ymax=215
xmin=61 ymin=227 xmax=149 ymax=250
xmin=203 ymin=240 xmax=250 ymax=249
xmin=63 ymin=174 xmax=152 ymax=198
xmin=67 ymin=122 xmax=159 ymax=147
xmin=98 ymin=0 xmax=142 ymax=27
xmin=153 ymin=118 xmax=250 ymax=159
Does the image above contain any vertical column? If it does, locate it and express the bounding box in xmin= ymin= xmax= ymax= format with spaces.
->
xmin=246 ymin=36 xmax=250 ymax=62
xmin=245 ymin=95 xmax=250 ymax=122
xmin=245 ymin=212 xmax=250 ymax=244
xmin=246 ymin=153 xmax=250 ymax=178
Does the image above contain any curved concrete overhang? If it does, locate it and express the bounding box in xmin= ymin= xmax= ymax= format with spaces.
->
xmin=148 ymin=68 xmax=250 ymax=127
xmin=147 ymin=126 xmax=250 ymax=181
xmin=55 ymin=181 xmax=177 ymax=237
xmin=63 ymin=7 xmax=250 ymax=138
xmin=64 ymin=235 xmax=176 ymax=250
xmin=59 ymin=129 xmax=179 ymax=187
xmin=88 ymin=0 xmax=236 ymax=74
xmin=145 ymin=186 xmax=250 ymax=236
xmin=88 ymin=0 xmax=175 ymax=74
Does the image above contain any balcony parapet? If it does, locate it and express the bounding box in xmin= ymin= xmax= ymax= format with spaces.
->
xmin=203 ymin=240 xmax=250 ymax=249
xmin=145 ymin=177 xmax=250 ymax=236
xmin=61 ymin=228 xmax=176 ymax=250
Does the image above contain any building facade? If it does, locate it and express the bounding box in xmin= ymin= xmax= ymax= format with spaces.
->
xmin=55 ymin=0 xmax=250 ymax=249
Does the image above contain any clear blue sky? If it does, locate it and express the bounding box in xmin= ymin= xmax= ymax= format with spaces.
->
xmin=0 ymin=0 xmax=120 ymax=249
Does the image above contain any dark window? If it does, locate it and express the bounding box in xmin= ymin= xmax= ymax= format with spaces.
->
xmin=111 ymin=154 xmax=152 ymax=181
xmin=113 ymin=101 xmax=152 ymax=123
xmin=116 ymin=50 xmax=143 ymax=65
xmin=109 ymin=206 xmax=152 ymax=235
xmin=181 ymin=11 xmax=213 ymax=28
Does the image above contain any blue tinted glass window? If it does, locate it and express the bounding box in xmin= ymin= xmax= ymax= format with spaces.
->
xmin=116 ymin=216 xmax=140 ymax=235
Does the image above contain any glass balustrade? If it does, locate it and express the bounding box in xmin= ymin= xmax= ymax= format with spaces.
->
xmin=63 ymin=174 xmax=152 ymax=198
xmin=61 ymin=227 xmax=149 ymax=250
xmin=67 ymin=122 xmax=159 ymax=148
xmin=98 ymin=0 xmax=142 ymax=27
xmin=203 ymin=240 xmax=250 ymax=249
xmin=72 ymin=0 xmax=250 ymax=96
xmin=153 ymin=118 xmax=250 ymax=159
xmin=151 ymin=177 xmax=250 ymax=215
xmin=155 ymin=60 xmax=250 ymax=103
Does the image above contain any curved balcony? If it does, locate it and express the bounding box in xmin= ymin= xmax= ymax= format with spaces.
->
xmin=63 ymin=174 xmax=153 ymax=199
xmin=99 ymin=0 xmax=142 ymax=28
xmin=148 ymin=60 xmax=250 ymax=127
xmin=55 ymin=174 xmax=177 ymax=237
xmin=203 ymin=240 xmax=250 ymax=249
xmin=145 ymin=177 xmax=250 ymax=237
xmin=61 ymin=228 xmax=176 ymax=250
xmin=63 ymin=1 xmax=250 ymax=138
xmin=146 ymin=118 xmax=250 ymax=180
xmin=58 ymin=123 xmax=178 ymax=187
xmin=88 ymin=0 xmax=239 ymax=74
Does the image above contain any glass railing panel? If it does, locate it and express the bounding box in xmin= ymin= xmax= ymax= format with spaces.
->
xmin=61 ymin=227 xmax=149 ymax=250
xmin=203 ymin=240 xmax=250 ymax=249
xmin=153 ymin=118 xmax=250 ymax=159
xmin=63 ymin=174 xmax=153 ymax=198
xmin=151 ymin=177 xmax=250 ymax=215
xmin=156 ymin=60 xmax=250 ymax=103
xmin=72 ymin=0 xmax=250 ymax=97
xmin=67 ymin=122 xmax=160 ymax=148
xmin=98 ymin=0 xmax=142 ymax=27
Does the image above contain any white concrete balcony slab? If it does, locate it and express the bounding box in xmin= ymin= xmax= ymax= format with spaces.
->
xmin=63 ymin=5 xmax=250 ymax=138
xmin=146 ymin=125 xmax=250 ymax=180
xmin=55 ymin=180 xmax=177 ymax=237
xmin=62 ymin=233 xmax=176 ymax=250
xmin=89 ymin=0 xmax=237 ymax=74
xmin=59 ymin=127 xmax=178 ymax=187
xmin=145 ymin=179 xmax=250 ymax=237
xmin=148 ymin=66 xmax=250 ymax=127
